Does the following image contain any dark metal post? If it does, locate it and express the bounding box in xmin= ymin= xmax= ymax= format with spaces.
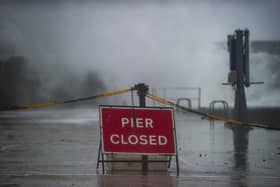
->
xmin=96 ymin=142 xmax=101 ymax=169
xmin=234 ymin=30 xmax=248 ymax=122
xmin=134 ymin=83 xmax=149 ymax=172
xmin=244 ymin=30 xmax=250 ymax=87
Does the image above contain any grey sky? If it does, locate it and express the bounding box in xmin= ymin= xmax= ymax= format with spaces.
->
xmin=0 ymin=1 xmax=279 ymax=106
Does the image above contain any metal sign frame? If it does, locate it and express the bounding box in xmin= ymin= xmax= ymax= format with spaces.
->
xmin=96 ymin=105 xmax=179 ymax=175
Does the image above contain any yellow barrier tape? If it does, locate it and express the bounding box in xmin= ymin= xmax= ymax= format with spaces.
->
xmin=95 ymin=88 xmax=133 ymax=99
xmin=146 ymin=93 xmax=175 ymax=108
xmin=148 ymin=92 xmax=280 ymax=130
xmin=148 ymin=92 xmax=245 ymax=126
xmin=64 ymin=88 xmax=133 ymax=104
xmin=1 ymin=87 xmax=133 ymax=111
xmin=19 ymin=102 xmax=62 ymax=109
xmin=147 ymin=93 xmax=207 ymax=116
xmin=207 ymin=114 xmax=242 ymax=125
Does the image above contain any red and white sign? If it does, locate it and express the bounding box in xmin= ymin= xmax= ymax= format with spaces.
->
xmin=100 ymin=106 xmax=176 ymax=154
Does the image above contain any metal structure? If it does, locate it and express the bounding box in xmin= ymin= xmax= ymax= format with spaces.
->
xmin=176 ymin=98 xmax=192 ymax=109
xmin=135 ymin=83 xmax=149 ymax=172
xmin=228 ymin=30 xmax=249 ymax=122
xmin=96 ymin=83 xmax=180 ymax=176
xmin=151 ymin=87 xmax=201 ymax=110
xmin=209 ymin=100 xmax=229 ymax=116
xmin=224 ymin=29 xmax=263 ymax=122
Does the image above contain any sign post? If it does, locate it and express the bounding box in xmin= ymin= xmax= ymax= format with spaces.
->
xmin=135 ymin=83 xmax=149 ymax=172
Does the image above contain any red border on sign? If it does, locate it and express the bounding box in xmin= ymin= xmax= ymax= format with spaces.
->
xmin=99 ymin=105 xmax=176 ymax=155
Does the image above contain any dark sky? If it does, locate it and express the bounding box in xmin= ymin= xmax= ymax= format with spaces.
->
xmin=0 ymin=0 xmax=280 ymax=106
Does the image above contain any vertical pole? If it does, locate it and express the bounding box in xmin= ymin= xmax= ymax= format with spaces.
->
xmin=101 ymin=152 xmax=105 ymax=174
xmin=244 ymin=30 xmax=250 ymax=87
xmin=96 ymin=142 xmax=101 ymax=169
xmin=198 ymin=87 xmax=201 ymax=110
xmin=163 ymin=88 xmax=167 ymax=100
xmin=172 ymin=109 xmax=180 ymax=176
xmin=234 ymin=30 xmax=248 ymax=122
xmin=134 ymin=83 xmax=149 ymax=173
xmin=151 ymin=88 xmax=156 ymax=106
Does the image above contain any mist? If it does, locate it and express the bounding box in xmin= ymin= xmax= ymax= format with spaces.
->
xmin=0 ymin=1 xmax=280 ymax=107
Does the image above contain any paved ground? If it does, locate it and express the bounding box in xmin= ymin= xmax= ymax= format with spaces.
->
xmin=0 ymin=107 xmax=280 ymax=186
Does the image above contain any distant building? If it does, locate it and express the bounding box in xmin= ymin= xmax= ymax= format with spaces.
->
xmin=0 ymin=56 xmax=29 ymax=106
xmin=0 ymin=40 xmax=16 ymax=61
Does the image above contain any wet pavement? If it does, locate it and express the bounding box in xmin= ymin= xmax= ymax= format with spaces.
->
xmin=0 ymin=107 xmax=280 ymax=186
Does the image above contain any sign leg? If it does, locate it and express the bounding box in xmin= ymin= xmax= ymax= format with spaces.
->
xmin=96 ymin=142 xmax=101 ymax=169
xmin=101 ymin=152 xmax=105 ymax=174
xmin=168 ymin=156 xmax=172 ymax=168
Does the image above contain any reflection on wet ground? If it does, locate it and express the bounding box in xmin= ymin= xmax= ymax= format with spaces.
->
xmin=0 ymin=108 xmax=280 ymax=186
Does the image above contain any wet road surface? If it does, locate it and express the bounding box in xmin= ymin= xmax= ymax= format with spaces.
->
xmin=0 ymin=108 xmax=280 ymax=186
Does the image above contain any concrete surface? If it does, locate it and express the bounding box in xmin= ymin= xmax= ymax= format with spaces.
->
xmin=0 ymin=108 xmax=280 ymax=186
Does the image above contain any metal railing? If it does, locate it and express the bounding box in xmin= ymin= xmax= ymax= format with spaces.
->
xmin=151 ymin=87 xmax=201 ymax=109
xmin=209 ymin=100 xmax=229 ymax=116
